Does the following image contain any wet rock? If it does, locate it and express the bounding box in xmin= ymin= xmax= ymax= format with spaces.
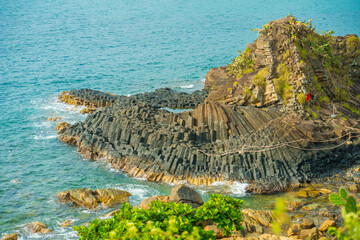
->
xmin=27 ymin=221 xmax=52 ymax=234
xmin=60 ymin=219 xmax=73 ymax=227
xmin=57 ymin=188 xmax=131 ymax=209
xmin=55 ymin=121 xmax=71 ymax=134
xmin=169 ymin=184 xmax=204 ymax=207
xmin=285 ymin=201 xmax=303 ymax=211
xmin=296 ymin=188 xmax=320 ymax=198
xmin=1 ymin=234 xmax=19 ymax=240
xmin=319 ymin=219 xmax=336 ymax=232
xmin=140 ymin=195 xmax=169 ymax=210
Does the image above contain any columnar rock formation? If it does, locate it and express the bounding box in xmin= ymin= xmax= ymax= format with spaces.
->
xmin=58 ymin=16 xmax=360 ymax=192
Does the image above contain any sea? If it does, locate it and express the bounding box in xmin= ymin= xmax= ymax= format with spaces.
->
xmin=1 ymin=0 xmax=359 ymax=238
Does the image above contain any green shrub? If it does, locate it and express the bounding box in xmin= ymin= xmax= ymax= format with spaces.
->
xmin=253 ymin=68 xmax=269 ymax=93
xmin=319 ymin=95 xmax=330 ymax=105
xmin=328 ymin=188 xmax=360 ymax=240
xmin=227 ymin=48 xmax=254 ymax=79
xmin=343 ymin=103 xmax=360 ymax=116
xmin=335 ymin=87 xmax=348 ymax=101
xmin=73 ymin=194 xmax=243 ymax=240
xmin=274 ymin=64 xmax=293 ymax=105
xmin=296 ymin=93 xmax=306 ymax=105
xmin=243 ymin=87 xmax=252 ymax=98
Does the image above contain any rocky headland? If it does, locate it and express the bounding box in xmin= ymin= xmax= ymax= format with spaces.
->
xmin=57 ymin=16 xmax=360 ymax=193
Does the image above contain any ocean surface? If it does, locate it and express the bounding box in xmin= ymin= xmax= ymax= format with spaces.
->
xmin=1 ymin=0 xmax=359 ymax=238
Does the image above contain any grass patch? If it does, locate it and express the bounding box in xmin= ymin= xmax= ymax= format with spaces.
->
xmin=253 ymin=67 xmax=269 ymax=93
xmin=274 ymin=64 xmax=293 ymax=105
xmin=343 ymin=103 xmax=360 ymax=116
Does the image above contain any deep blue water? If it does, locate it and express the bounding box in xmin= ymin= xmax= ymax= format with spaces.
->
xmin=1 ymin=0 xmax=359 ymax=238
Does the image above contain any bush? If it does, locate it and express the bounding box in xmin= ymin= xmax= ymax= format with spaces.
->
xmin=328 ymin=188 xmax=360 ymax=240
xmin=274 ymin=64 xmax=293 ymax=105
xmin=73 ymin=194 xmax=243 ymax=240
xmin=227 ymin=48 xmax=254 ymax=79
xmin=253 ymin=68 xmax=269 ymax=93
xmin=296 ymin=93 xmax=306 ymax=105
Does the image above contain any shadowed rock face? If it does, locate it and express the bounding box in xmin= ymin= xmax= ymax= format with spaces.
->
xmin=58 ymin=16 xmax=360 ymax=193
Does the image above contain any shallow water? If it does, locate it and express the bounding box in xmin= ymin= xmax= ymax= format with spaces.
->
xmin=1 ymin=0 xmax=359 ymax=238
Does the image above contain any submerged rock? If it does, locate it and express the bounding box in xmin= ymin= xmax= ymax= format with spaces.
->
xmin=57 ymin=188 xmax=131 ymax=209
xmin=60 ymin=219 xmax=73 ymax=227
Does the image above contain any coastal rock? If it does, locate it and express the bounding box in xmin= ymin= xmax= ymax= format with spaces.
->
xmin=57 ymin=16 xmax=360 ymax=190
xmin=140 ymin=195 xmax=169 ymax=210
xmin=27 ymin=221 xmax=52 ymax=234
xmin=1 ymin=234 xmax=19 ymax=240
xmin=55 ymin=121 xmax=71 ymax=134
xmin=169 ymin=184 xmax=204 ymax=207
xmin=319 ymin=219 xmax=336 ymax=232
xmin=299 ymin=227 xmax=318 ymax=240
xmin=60 ymin=219 xmax=73 ymax=227
xmin=241 ymin=209 xmax=274 ymax=234
xmin=47 ymin=117 xmax=61 ymax=121
xmin=57 ymin=188 xmax=131 ymax=209
xmin=287 ymin=223 xmax=302 ymax=237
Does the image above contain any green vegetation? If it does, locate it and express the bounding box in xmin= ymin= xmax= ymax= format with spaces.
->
xmin=242 ymin=87 xmax=252 ymax=98
xmin=272 ymin=199 xmax=289 ymax=234
xmin=343 ymin=103 xmax=360 ymax=116
xmin=328 ymin=188 xmax=360 ymax=240
xmin=253 ymin=67 xmax=269 ymax=93
xmin=319 ymin=95 xmax=330 ymax=105
xmin=73 ymin=194 xmax=243 ymax=240
xmin=233 ymin=81 xmax=238 ymax=86
xmin=227 ymin=48 xmax=254 ymax=79
xmin=274 ymin=64 xmax=293 ymax=105
xmin=296 ymin=93 xmax=306 ymax=105
xmin=357 ymin=94 xmax=360 ymax=99
xmin=346 ymin=36 xmax=360 ymax=54
xmin=227 ymin=88 xmax=232 ymax=92
xmin=335 ymin=87 xmax=348 ymax=101
xmin=310 ymin=111 xmax=317 ymax=119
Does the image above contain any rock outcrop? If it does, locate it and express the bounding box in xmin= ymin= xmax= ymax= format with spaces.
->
xmin=57 ymin=188 xmax=131 ymax=209
xmin=27 ymin=221 xmax=52 ymax=234
xmin=1 ymin=234 xmax=19 ymax=240
xmin=58 ymin=16 xmax=360 ymax=192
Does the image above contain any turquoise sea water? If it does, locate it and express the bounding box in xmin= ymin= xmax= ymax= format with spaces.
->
xmin=1 ymin=0 xmax=360 ymax=238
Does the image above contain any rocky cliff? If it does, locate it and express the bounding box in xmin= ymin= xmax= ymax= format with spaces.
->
xmin=58 ymin=16 xmax=360 ymax=193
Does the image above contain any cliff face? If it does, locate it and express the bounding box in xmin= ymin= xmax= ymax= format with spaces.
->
xmin=59 ymin=16 xmax=360 ymax=192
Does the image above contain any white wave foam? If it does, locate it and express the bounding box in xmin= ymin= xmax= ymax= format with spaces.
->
xmin=201 ymin=78 xmax=206 ymax=83
xmin=229 ymin=181 xmax=248 ymax=195
xmin=34 ymin=135 xmax=58 ymax=140
xmin=180 ymin=84 xmax=194 ymax=89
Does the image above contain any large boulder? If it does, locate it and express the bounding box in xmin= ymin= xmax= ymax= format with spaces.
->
xmin=57 ymin=188 xmax=131 ymax=209
xmin=140 ymin=195 xmax=169 ymax=210
xmin=169 ymin=184 xmax=204 ymax=207
xmin=27 ymin=221 xmax=52 ymax=234
xmin=55 ymin=121 xmax=70 ymax=134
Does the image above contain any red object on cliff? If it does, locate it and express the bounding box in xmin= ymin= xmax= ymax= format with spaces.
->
xmin=306 ymin=93 xmax=311 ymax=102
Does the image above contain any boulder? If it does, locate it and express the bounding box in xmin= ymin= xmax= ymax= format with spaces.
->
xmin=301 ymin=218 xmax=315 ymax=229
xmin=169 ymin=185 xmax=204 ymax=207
xmin=319 ymin=219 xmax=336 ymax=232
xmin=287 ymin=223 xmax=302 ymax=237
xmin=27 ymin=221 xmax=52 ymax=234
xmin=300 ymin=227 xmax=318 ymax=240
xmin=47 ymin=117 xmax=61 ymax=121
xmin=55 ymin=121 xmax=70 ymax=134
xmin=285 ymin=201 xmax=303 ymax=211
xmin=94 ymin=188 xmax=132 ymax=207
xmin=140 ymin=195 xmax=169 ymax=210
xmin=57 ymin=188 xmax=131 ymax=209
xmin=241 ymin=209 xmax=274 ymax=234
xmin=1 ymin=234 xmax=19 ymax=240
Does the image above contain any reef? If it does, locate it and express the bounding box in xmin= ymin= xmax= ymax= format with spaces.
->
xmin=57 ymin=16 xmax=360 ymax=193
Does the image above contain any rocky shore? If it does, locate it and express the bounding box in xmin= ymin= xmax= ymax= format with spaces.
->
xmin=56 ymin=17 xmax=360 ymax=193
xmin=37 ymin=17 xmax=357 ymax=199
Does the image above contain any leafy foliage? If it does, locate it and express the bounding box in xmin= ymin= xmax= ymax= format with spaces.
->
xmin=296 ymin=93 xmax=306 ymax=105
xmin=274 ymin=64 xmax=293 ymax=105
xmin=227 ymin=48 xmax=254 ymax=79
xmin=253 ymin=68 xmax=269 ymax=94
xmin=73 ymin=194 xmax=243 ymax=240
xmin=328 ymin=188 xmax=360 ymax=240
